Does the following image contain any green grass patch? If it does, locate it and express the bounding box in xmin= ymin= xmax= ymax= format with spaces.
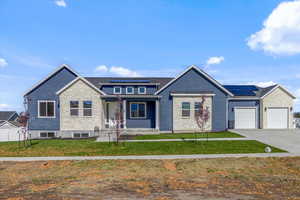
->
xmin=133 ymin=131 xmax=243 ymax=140
xmin=0 ymin=139 xmax=285 ymax=157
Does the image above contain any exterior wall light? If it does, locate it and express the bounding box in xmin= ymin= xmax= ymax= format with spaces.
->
xmin=290 ymin=107 xmax=293 ymax=112
xmin=264 ymin=107 xmax=267 ymax=112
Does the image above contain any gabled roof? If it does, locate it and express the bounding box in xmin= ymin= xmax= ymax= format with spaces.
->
xmin=56 ymin=77 xmax=106 ymax=95
xmin=260 ymin=84 xmax=296 ymax=99
xmin=0 ymin=120 xmax=21 ymax=128
xmin=154 ymin=65 xmax=234 ymax=96
xmin=0 ymin=111 xmax=18 ymax=121
xmin=23 ymin=64 xmax=80 ymax=96
xmin=224 ymin=84 xmax=296 ymax=99
xmin=85 ymin=77 xmax=173 ymax=89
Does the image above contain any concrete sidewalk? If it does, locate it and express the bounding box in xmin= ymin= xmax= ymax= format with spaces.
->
xmin=0 ymin=153 xmax=299 ymax=162
xmin=121 ymin=137 xmax=250 ymax=142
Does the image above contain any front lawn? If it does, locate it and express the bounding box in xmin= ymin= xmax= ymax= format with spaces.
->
xmin=0 ymin=139 xmax=284 ymax=157
xmin=133 ymin=131 xmax=243 ymax=140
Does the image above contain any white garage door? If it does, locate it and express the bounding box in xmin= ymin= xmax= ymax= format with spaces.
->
xmin=267 ymin=108 xmax=288 ymax=129
xmin=235 ymin=108 xmax=256 ymax=129
xmin=0 ymin=128 xmax=22 ymax=142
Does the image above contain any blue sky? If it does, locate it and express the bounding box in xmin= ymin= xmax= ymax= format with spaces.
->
xmin=1 ymin=0 xmax=300 ymax=111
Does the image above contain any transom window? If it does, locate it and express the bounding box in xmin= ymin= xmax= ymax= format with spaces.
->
xmin=38 ymin=100 xmax=55 ymax=118
xmin=130 ymin=102 xmax=146 ymax=118
xmin=70 ymin=101 xmax=79 ymax=116
xmin=113 ymin=87 xmax=122 ymax=94
xmin=126 ymin=87 xmax=134 ymax=94
xmin=40 ymin=132 xmax=55 ymax=138
xmin=83 ymin=101 xmax=92 ymax=116
xmin=138 ymin=87 xmax=146 ymax=94
xmin=181 ymin=102 xmax=190 ymax=117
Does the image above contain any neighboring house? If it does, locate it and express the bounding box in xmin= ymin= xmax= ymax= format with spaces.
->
xmin=23 ymin=64 xmax=296 ymax=139
xmin=0 ymin=111 xmax=22 ymax=142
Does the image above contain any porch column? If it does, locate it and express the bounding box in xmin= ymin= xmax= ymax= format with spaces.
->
xmin=123 ymin=99 xmax=127 ymax=129
xmin=155 ymin=99 xmax=160 ymax=130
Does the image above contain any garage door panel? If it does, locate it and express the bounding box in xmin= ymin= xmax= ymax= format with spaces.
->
xmin=235 ymin=108 xmax=256 ymax=129
xmin=267 ymin=108 xmax=288 ymax=129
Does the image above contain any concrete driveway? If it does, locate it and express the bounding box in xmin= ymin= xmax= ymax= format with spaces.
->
xmin=231 ymin=129 xmax=300 ymax=153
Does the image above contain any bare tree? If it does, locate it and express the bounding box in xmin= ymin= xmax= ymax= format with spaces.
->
xmin=18 ymin=111 xmax=31 ymax=148
xmin=194 ymin=96 xmax=211 ymax=142
xmin=113 ymin=95 xmax=124 ymax=144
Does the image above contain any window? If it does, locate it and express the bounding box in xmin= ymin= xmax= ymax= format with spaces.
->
xmin=113 ymin=87 xmax=122 ymax=94
xmin=83 ymin=101 xmax=92 ymax=116
xmin=40 ymin=132 xmax=55 ymax=138
xmin=130 ymin=102 xmax=146 ymax=118
xmin=138 ymin=87 xmax=146 ymax=94
xmin=73 ymin=133 xmax=89 ymax=138
xmin=70 ymin=101 xmax=79 ymax=116
xmin=38 ymin=100 xmax=55 ymax=118
xmin=126 ymin=87 xmax=134 ymax=94
xmin=194 ymin=102 xmax=202 ymax=117
xmin=182 ymin=102 xmax=190 ymax=117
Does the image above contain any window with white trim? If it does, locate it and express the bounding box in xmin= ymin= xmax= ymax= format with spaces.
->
xmin=182 ymin=102 xmax=190 ymax=117
xmin=40 ymin=132 xmax=55 ymax=138
xmin=73 ymin=133 xmax=89 ymax=138
xmin=38 ymin=100 xmax=55 ymax=118
xmin=113 ymin=87 xmax=122 ymax=94
xmin=83 ymin=101 xmax=92 ymax=116
xmin=130 ymin=102 xmax=146 ymax=118
xmin=138 ymin=87 xmax=146 ymax=94
xmin=126 ymin=87 xmax=134 ymax=94
xmin=70 ymin=101 xmax=79 ymax=116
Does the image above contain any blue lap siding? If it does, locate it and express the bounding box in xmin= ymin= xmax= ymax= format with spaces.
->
xmin=228 ymin=100 xmax=260 ymax=129
xmin=158 ymin=68 xmax=229 ymax=132
xmin=126 ymin=100 xmax=156 ymax=128
xmin=25 ymin=67 xmax=77 ymax=131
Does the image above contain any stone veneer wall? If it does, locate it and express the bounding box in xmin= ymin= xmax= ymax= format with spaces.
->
xmin=261 ymin=87 xmax=294 ymax=129
xmin=59 ymin=79 xmax=104 ymax=131
xmin=172 ymin=96 xmax=212 ymax=132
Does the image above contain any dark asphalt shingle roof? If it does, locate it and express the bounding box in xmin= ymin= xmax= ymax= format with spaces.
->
xmin=223 ymin=84 xmax=277 ymax=98
xmin=85 ymin=77 xmax=174 ymax=90
xmin=0 ymin=111 xmax=17 ymax=121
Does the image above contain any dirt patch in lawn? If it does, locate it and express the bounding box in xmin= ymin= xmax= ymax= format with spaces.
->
xmin=1 ymin=157 xmax=300 ymax=199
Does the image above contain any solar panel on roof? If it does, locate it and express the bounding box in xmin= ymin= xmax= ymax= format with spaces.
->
xmin=110 ymin=80 xmax=151 ymax=83
xmin=223 ymin=85 xmax=258 ymax=96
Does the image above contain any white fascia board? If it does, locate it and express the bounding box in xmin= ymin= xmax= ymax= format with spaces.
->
xmin=7 ymin=111 xmax=18 ymax=121
xmin=228 ymin=97 xmax=261 ymax=100
xmin=23 ymin=64 xmax=81 ymax=96
xmin=261 ymin=84 xmax=296 ymax=99
xmin=170 ymin=93 xmax=215 ymax=97
xmin=0 ymin=121 xmax=19 ymax=128
xmin=56 ymin=77 xmax=106 ymax=95
xmin=154 ymin=65 xmax=234 ymax=96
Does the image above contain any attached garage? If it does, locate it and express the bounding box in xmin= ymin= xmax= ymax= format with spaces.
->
xmin=0 ymin=121 xmax=23 ymax=142
xmin=266 ymin=108 xmax=288 ymax=129
xmin=234 ymin=107 xmax=257 ymax=129
xmin=261 ymin=85 xmax=295 ymax=129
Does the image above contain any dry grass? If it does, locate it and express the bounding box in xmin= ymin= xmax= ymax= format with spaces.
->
xmin=1 ymin=157 xmax=300 ymax=199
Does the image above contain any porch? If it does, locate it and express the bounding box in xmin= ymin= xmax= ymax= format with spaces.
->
xmin=101 ymin=96 xmax=160 ymax=132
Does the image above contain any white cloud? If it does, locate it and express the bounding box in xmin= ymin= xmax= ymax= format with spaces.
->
xmin=0 ymin=58 xmax=8 ymax=68
xmin=110 ymin=66 xmax=140 ymax=77
xmin=0 ymin=103 xmax=11 ymax=110
xmin=55 ymin=0 xmax=67 ymax=7
xmin=247 ymin=0 xmax=300 ymax=55
xmin=247 ymin=81 xmax=277 ymax=87
xmin=95 ymin=65 xmax=108 ymax=73
xmin=94 ymin=65 xmax=140 ymax=77
xmin=206 ymin=56 xmax=224 ymax=65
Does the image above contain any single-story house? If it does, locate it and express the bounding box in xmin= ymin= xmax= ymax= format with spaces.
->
xmin=23 ymin=64 xmax=296 ymax=139
xmin=0 ymin=111 xmax=22 ymax=142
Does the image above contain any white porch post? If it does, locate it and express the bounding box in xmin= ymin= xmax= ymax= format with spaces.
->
xmin=123 ymin=99 xmax=127 ymax=129
xmin=155 ymin=99 xmax=160 ymax=130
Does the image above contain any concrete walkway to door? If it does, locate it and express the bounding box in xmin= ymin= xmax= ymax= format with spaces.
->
xmin=231 ymin=129 xmax=300 ymax=153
